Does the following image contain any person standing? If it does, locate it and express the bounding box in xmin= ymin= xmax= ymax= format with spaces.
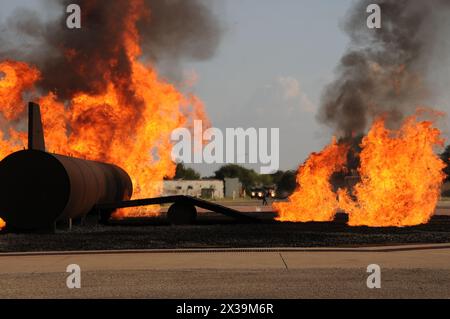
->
xmin=262 ymin=190 xmax=268 ymax=206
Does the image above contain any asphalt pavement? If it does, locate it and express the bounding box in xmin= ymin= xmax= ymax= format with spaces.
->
xmin=0 ymin=245 xmax=449 ymax=298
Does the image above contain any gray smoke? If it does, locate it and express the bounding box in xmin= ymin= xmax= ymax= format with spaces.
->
xmin=318 ymin=0 xmax=450 ymax=136
xmin=0 ymin=0 xmax=222 ymax=99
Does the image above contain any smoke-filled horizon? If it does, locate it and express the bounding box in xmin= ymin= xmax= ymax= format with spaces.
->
xmin=318 ymin=0 xmax=450 ymax=137
xmin=0 ymin=0 xmax=222 ymax=101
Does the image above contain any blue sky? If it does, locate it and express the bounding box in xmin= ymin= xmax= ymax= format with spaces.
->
xmin=1 ymin=0 xmax=358 ymax=175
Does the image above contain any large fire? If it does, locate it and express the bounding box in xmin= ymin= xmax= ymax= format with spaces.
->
xmin=338 ymin=114 xmax=447 ymax=227
xmin=0 ymin=1 xmax=208 ymax=222
xmin=275 ymin=112 xmax=447 ymax=227
xmin=273 ymin=138 xmax=348 ymax=222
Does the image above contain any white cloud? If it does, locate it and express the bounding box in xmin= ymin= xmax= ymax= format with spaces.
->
xmin=277 ymin=76 xmax=315 ymax=112
xmin=278 ymin=76 xmax=301 ymax=99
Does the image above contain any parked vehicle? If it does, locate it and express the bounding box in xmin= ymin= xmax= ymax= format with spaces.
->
xmin=250 ymin=188 xmax=265 ymax=199
xmin=250 ymin=187 xmax=276 ymax=199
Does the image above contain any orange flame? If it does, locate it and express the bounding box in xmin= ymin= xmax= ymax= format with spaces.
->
xmin=338 ymin=114 xmax=446 ymax=227
xmin=0 ymin=60 xmax=40 ymax=122
xmin=0 ymin=217 xmax=5 ymax=230
xmin=274 ymin=138 xmax=349 ymax=222
xmin=0 ymin=1 xmax=208 ymax=218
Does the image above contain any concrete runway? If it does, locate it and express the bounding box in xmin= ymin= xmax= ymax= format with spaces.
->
xmin=0 ymin=245 xmax=449 ymax=298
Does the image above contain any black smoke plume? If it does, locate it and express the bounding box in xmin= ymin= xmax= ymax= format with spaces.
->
xmin=0 ymin=0 xmax=222 ymax=100
xmin=318 ymin=0 xmax=450 ymax=136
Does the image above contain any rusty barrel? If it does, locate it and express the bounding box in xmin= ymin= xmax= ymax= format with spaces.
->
xmin=0 ymin=149 xmax=132 ymax=231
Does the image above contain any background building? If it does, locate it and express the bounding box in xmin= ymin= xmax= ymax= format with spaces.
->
xmin=224 ymin=178 xmax=243 ymax=199
xmin=163 ymin=180 xmax=224 ymax=199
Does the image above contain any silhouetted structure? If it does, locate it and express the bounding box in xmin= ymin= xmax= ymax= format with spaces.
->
xmin=0 ymin=103 xmax=258 ymax=232
xmin=0 ymin=103 xmax=133 ymax=232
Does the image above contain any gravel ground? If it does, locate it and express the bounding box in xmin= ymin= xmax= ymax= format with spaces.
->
xmin=1 ymin=214 xmax=450 ymax=252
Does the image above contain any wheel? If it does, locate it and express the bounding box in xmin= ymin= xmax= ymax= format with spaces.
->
xmin=167 ymin=202 xmax=197 ymax=225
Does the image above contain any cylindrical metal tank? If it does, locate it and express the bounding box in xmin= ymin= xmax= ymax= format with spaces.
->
xmin=0 ymin=149 xmax=133 ymax=230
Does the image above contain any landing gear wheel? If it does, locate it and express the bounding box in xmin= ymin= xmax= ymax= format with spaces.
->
xmin=167 ymin=202 xmax=197 ymax=225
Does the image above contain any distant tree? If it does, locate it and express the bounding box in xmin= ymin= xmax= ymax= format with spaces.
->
xmin=214 ymin=164 xmax=298 ymax=196
xmin=257 ymin=173 xmax=273 ymax=186
xmin=269 ymin=170 xmax=285 ymax=185
xmin=214 ymin=164 xmax=259 ymax=190
xmin=275 ymin=170 xmax=297 ymax=196
xmin=173 ymin=163 xmax=201 ymax=180
xmin=441 ymin=145 xmax=450 ymax=182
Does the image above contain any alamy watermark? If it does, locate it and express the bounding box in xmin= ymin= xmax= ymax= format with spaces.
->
xmin=366 ymin=264 xmax=381 ymax=289
xmin=66 ymin=264 xmax=81 ymax=289
xmin=66 ymin=4 xmax=81 ymax=29
xmin=171 ymin=121 xmax=279 ymax=174
xmin=367 ymin=4 xmax=381 ymax=29
xmin=66 ymin=3 xmax=381 ymax=31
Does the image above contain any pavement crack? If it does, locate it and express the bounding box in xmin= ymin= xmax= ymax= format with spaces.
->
xmin=279 ymin=253 xmax=288 ymax=270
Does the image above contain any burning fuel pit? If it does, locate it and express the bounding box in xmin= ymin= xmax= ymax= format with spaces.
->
xmin=2 ymin=213 xmax=450 ymax=252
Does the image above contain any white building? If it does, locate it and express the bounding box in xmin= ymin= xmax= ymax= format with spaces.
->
xmin=163 ymin=180 xmax=224 ymax=199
